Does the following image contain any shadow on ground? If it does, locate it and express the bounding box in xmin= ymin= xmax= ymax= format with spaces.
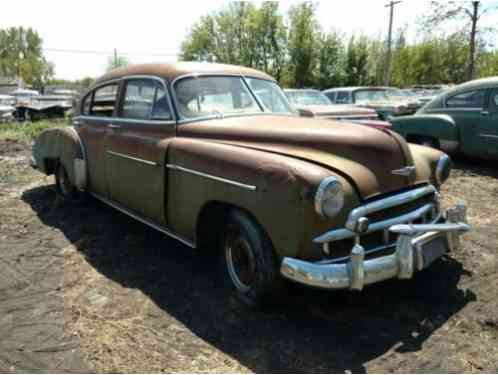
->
xmin=22 ymin=185 xmax=476 ymax=373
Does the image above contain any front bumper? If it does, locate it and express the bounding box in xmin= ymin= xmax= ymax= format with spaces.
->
xmin=280 ymin=203 xmax=469 ymax=291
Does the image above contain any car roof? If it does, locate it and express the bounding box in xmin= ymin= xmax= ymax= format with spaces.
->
xmin=444 ymin=76 xmax=498 ymax=97
xmin=323 ymin=86 xmax=390 ymax=93
xmin=95 ymin=62 xmax=275 ymax=85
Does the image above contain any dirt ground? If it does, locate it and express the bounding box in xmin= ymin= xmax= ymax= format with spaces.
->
xmin=0 ymin=138 xmax=497 ymax=373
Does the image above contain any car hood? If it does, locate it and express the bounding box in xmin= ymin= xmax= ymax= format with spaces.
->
xmin=297 ymin=104 xmax=376 ymax=117
xmin=178 ymin=115 xmax=421 ymax=200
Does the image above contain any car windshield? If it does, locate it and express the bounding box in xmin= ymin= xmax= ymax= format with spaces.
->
xmin=246 ymin=78 xmax=294 ymax=115
xmin=174 ymin=76 xmax=261 ymax=119
xmin=286 ymin=90 xmax=331 ymax=106
xmin=354 ymin=89 xmax=390 ymax=103
xmin=174 ymin=76 xmax=294 ymax=119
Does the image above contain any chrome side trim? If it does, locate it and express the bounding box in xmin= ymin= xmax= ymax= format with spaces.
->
xmin=314 ymin=203 xmax=435 ymax=243
xmin=166 ymin=164 xmax=257 ymax=192
xmin=479 ymin=133 xmax=498 ymax=140
xmin=106 ymin=150 xmax=159 ymax=167
xmin=90 ymin=192 xmax=196 ymax=248
xmin=345 ymin=185 xmax=436 ymax=231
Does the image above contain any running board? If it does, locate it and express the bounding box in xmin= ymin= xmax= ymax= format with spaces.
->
xmin=90 ymin=193 xmax=196 ymax=249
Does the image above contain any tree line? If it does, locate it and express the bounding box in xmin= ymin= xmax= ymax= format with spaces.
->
xmin=180 ymin=2 xmax=498 ymax=89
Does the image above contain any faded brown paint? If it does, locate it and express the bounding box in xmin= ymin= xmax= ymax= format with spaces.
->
xmin=32 ymin=62 xmax=447 ymax=261
xmin=95 ymin=62 xmax=274 ymax=86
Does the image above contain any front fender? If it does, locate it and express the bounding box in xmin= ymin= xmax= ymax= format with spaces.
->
xmin=166 ymin=138 xmax=359 ymax=259
xmin=391 ymin=114 xmax=458 ymax=142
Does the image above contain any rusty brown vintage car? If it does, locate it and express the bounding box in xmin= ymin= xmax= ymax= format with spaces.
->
xmin=31 ymin=63 xmax=470 ymax=307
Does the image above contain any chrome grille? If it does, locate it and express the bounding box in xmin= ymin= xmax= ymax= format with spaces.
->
xmin=314 ymin=185 xmax=440 ymax=263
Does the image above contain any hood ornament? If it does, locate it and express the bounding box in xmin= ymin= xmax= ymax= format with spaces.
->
xmin=392 ymin=166 xmax=416 ymax=177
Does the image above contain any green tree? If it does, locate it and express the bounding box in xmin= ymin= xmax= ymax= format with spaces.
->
xmin=286 ymin=2 xmax=319 ymax=87
xmin=0 ymin=27 xmax=54 ymax=88
xmin=345 ymin=36 xmax=370 ymax=86
xmin=421 ymin=1 xmax=497 ymax=80
xmin=315 ymin=30 xmax=346 ymax=89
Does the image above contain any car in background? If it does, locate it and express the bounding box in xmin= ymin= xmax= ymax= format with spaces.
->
xmin=0 ymin=94 xmax=16 ymax=122
xmin=391 ymin=77 xmax=498 ymax=160
xmin=409 ymin=85 xmax=450 ymax=107
xmin=323 ymin=86 xmax=419 ymax=120
xmin=11 ymin=88 xmax=76 ymax=121
xmin=284 ymin=89 xmax=390 ymax=129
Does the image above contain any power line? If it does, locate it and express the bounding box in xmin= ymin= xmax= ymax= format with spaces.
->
xmin=43 ymin=47 xmax=179 ymax=57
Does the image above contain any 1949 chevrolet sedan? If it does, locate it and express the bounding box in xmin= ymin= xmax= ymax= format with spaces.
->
xmin=31 ymin=63 xmax=470 ymax=307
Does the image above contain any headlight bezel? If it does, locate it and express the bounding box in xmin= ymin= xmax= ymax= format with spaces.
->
xmin=435 ymin=154 xmax=452 ymax=185
xmin=314 ymin=176 xmax=344 ymax=218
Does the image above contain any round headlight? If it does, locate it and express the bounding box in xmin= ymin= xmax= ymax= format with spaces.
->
xmin=436 ymin=154 xmax=452 ymax=185
xmin=315 ymin=177 xmax=344 ymax=218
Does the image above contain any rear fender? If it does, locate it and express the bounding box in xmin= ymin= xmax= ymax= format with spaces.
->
xmin=391 ymin=114 xmax=458 ymax=142
xmin=32 ymin=127 xmax=86 ymax=189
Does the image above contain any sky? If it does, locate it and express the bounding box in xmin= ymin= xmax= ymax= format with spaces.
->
xmin=0 ymin=0 xmax=496 ymax=80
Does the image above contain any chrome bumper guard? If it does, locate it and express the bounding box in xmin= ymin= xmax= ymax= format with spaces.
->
xmin=280 ymin=203 xmax=469 ymax=291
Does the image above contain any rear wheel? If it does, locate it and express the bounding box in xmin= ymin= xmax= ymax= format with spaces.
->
xmin=221 ymin=209 xmax=284 ymax=308
xmin=55 ymin=162 xmax=82 ymax=203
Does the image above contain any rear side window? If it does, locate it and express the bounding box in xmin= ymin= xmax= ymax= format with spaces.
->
xmin=81 ymin=94 xmax=92 ymax=115
xmin=122 ymin=79 xmax=172 ymax=120
xmin=446 ymin=90 xmax=486 ymax=109
xmin=336 ymin=91 xmax=350 ymax=104
xmin=324 ymin=91 xmax=336 ymax=103
xmin=91 ymin=84 xmax=119 ymax=117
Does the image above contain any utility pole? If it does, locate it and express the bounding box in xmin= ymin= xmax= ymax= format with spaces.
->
xmin=384 ymin=0 xmax=402 ymax=86
xmin=114 ymin=48 xmax=118 ymax=69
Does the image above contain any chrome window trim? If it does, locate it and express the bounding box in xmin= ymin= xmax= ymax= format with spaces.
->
xmin=75 ymin=115 xmax=176 ymax=126
xmin=106 ymin=150 xmax=160 ymax=167
xmin=120 ymin=75 xmax=177 ymax=123
xmin=166 ymin=164 xmax=257 ymax=192
xmin=90 ymin=192 xmax=195 ymax=248
xmin=479 ymin=133 xmax=498 ymax=140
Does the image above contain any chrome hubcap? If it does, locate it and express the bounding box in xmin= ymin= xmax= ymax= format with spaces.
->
xmin=225 ymin=235 xmax=256 ymax=293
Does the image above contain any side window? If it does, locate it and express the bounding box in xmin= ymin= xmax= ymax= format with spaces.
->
xmin=490 ymin=89 xmax=498 ymax=113
xmin=91 ymin=84 xmax=119 ymax=117
xmin=122 ymin=79 xmax=172 ymax=121
xmin=81 ymin=93 xmax=92 ymax=115
xmin=446 ymin=90 xmax=486 ymax=109
xmin=336 ymin=91 xmax=350 ymax=104
xmin=324 ymin=91 xmax=336 ymax=103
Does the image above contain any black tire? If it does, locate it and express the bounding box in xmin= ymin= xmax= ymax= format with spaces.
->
xmin=419 ymin=137 xmax=439 ymax=149
xmin=221 ymin=209 xmax=284 ymax=308
xmin=54 ymin=162 xmax=82 ymax=203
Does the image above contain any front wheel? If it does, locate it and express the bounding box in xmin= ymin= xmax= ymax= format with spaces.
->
xmin=221 ymin=209 xmax=284 ymax=308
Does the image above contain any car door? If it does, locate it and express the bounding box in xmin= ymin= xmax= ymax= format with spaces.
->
xmin=443 ymin=88 xmax=488 ymax=157
xmin=105 ymin=77 xmax=176 ymax=223
xmin=478 ymin=87 xmax=498 ymax=158
xmin=76 ymin=82 xmax=121 ymax=197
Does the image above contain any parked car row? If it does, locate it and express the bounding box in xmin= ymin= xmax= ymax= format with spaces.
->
xmin=31 ymin=62 xmax=471 ymax=308
xmin=0 ymin=87 xmax=78 ymax=122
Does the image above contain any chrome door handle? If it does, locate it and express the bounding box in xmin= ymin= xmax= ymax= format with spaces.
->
xmin=73 ymin=120 xmax=81 ymax=126
xmin=481 ymin=111 xmax=490 ymax=116
xmin=108 ymin=124 xmax=121 ymax=129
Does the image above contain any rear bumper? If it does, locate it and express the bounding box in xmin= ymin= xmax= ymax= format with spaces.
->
xmin=280 ymin=204 xmax=469 ymax=290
